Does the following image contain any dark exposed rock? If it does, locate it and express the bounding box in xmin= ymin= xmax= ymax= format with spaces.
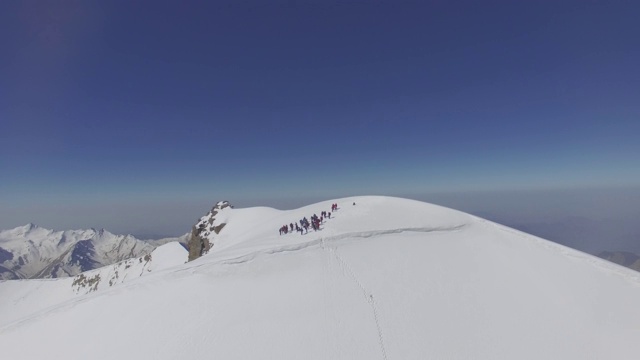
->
xmin=72 ymin=273 xmax=101 ymax=293
xmin=0 ymin=247 xmax=14 ymax=263
xmin=70 ymin=240 xmax=100 ymax=272
xmin=0 ymin=265 xmax=20 ymax=280
xmin=187 ymin=225 xmax=211 ymax=262
xmin=187 ymin=201 xmax=232 ymax=262
xmin=213 ymin=223 xmax=226 ymax=234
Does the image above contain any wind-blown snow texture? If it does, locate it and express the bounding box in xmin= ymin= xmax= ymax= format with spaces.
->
xmin=1 ymin=196 xmax=639 ymax=359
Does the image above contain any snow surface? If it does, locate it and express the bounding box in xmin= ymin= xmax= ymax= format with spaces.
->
xmin=1 ymin=196 xmax=640 ymax=359
xmin=0 ymin=242 xmax=188 ymax=326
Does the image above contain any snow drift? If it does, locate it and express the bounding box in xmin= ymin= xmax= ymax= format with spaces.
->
xmin=1 ymin=196 xmax=639 ymax=360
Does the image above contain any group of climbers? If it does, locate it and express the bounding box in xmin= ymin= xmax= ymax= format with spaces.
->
xmin=279 ymin=224 xmax=294 ymax=235
xmin=278 ymin=203 xmax=339 ymax=235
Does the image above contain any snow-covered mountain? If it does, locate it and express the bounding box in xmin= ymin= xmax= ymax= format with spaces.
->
xmin=1 ymin=196 xmax=640 ymax=359
xmin=0 ymin=223 xmax=188 ymax=280
xmin=0 ymin=241 xmax=188 ymax=327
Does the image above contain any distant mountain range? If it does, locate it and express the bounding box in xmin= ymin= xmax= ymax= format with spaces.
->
xmin=0 ymin=223 xmax=188 ymax=280
xmin=598 ymin=251 xmax=640 ymax=272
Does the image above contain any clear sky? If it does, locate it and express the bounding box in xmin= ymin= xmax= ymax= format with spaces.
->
xmin=1 ymin=1 xmax=639 ymax=244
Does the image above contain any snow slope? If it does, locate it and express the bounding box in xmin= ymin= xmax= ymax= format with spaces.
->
xmin=1 ymin=196 xmax=639 ymax=359
xmin=0 ymin=242 xmax=188 ymax=326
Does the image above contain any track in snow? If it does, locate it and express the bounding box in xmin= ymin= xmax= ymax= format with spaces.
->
xmin=322 ymin=237 xmax=389 ymax=360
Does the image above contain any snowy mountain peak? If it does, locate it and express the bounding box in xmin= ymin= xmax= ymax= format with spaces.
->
xmin=0 ymin=223 xmax=40 ymax=239
xmin=215 ymin=200 xmax=232 ymax=209
xmin=0 ymin=224 xmax=184 ymax=280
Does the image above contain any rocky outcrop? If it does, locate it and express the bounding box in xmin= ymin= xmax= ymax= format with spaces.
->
xmin=187 ymin=201 xmax=233 ymax=261
xmin=71 ymin=242 xmax=188 ymax=295
xmin=187 ymin=226 xmax=210 ymax=262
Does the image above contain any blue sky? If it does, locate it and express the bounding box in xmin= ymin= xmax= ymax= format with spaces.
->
xmin=1 ymin=1 xmax=639 ymax=242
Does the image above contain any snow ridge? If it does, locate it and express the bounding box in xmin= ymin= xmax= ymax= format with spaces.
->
xmin=2 ymin=196 xmax=640 ymax=360
xmin=212 ymin=226 xmax=465 ymax=267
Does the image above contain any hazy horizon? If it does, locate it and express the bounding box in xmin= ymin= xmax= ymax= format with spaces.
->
xmin=1 ymin=2 xmax=638 ymax=255
xmin=2 ymin=187 xmax=638 ymax=256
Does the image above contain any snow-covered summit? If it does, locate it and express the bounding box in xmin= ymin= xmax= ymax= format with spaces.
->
xmin=1 ymin=196 xmax=640 ymax=360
